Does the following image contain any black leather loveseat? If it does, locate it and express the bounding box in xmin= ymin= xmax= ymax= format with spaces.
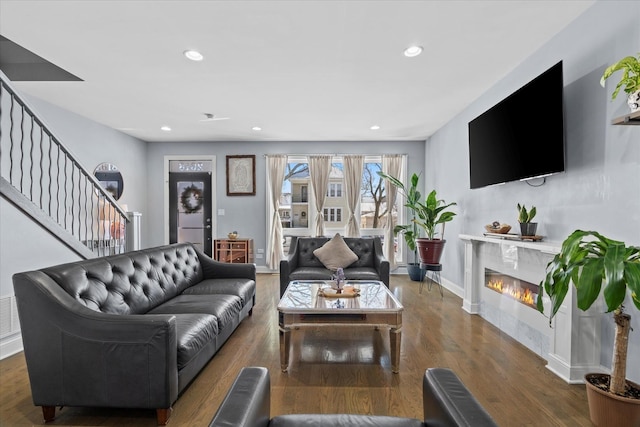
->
xmin=209 ymin=366 xmax=498 ymax=427
xmin=12 ymin=242 xmax=256 ymax=425
xmin=279 ymin=236 xmax=390 ymax=296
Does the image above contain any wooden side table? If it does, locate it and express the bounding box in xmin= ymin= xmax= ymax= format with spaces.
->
xmin=214 ymin=238 xmax=254 ymax=263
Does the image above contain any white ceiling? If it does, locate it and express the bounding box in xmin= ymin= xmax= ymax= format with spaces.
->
xmin=0 ymin=0 xmax=594 ymax=143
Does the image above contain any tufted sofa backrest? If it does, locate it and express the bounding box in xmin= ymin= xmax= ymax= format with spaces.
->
xmin=41 ymin=243 xmax=204 ymax=315
xmin=343 ymin=237 xmax=376 ymax=268
xmin=295 ymin=237 xmax=377 ymax=268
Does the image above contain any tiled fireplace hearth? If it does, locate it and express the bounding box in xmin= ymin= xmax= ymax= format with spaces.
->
xmin=459 ymin=234 xmax=603 ymax=384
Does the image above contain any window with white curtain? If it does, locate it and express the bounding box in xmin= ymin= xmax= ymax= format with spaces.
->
xmin=274 ymin=155 xmax=406 ymax=263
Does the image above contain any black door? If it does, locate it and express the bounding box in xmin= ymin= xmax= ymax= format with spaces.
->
xmin=169 ymin=171 xmax=212 ymax=256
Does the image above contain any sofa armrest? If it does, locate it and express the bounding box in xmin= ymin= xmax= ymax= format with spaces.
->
xmin=423 ymin=368 xmax=497 ymax=427
xmin=279 ymin=237 xmax=300 ymax=296
xmin=373 ymin=237 xmax=390 ymax=287
xmin=209 ymin=367 xmax=271 ymax=427
xmin=196 ymin=247 xmax=257 ymax=281
xmin=13 ymin=271 xmax=179 ymax=409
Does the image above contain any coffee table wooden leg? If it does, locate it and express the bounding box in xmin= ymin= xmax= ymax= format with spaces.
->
xmin=280 ymin=326 xmax=291 ymax=372
xmin=389 ymin=327 xmax=401 ymax=373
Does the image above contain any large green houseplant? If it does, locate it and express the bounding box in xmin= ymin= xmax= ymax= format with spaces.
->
xmin=537 ymin=230 xmax=640 ymax=426
xmin=377 ymin=172 xmax=422 ymax=280
xmin=600 ymin=53 xmax=640 ymax=112
xmin=378 ymin=171 xmax=456 ymax=265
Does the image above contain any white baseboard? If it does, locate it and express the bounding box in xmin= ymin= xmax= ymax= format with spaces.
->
xmin=0 ymin=333 xmax=23 ymax=360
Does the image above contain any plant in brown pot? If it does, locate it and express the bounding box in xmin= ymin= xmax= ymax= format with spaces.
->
xmin=537 ymin=230 xmax=640 ymax=427
xmin=377 ymin=171 xmax=456 ymax=265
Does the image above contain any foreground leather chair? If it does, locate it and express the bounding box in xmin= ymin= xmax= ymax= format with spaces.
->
xmin=209 ymin=367 xmax=498 ymax=427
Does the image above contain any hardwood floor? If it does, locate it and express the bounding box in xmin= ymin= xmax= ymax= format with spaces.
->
xmin=0 ymin=273 xmax=593 ymax=426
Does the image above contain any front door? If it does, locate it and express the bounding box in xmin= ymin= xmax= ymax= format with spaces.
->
xmin=168 ymin=163 xmax=213 ymax=256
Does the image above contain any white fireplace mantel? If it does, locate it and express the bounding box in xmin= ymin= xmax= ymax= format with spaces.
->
xmin=459 ymin=234 xmax=602 ymax=384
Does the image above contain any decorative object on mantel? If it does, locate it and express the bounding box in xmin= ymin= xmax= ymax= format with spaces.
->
xmin=228 ymin=231 xmax=238 ymax=240
xmin=483 ymin=232 xmax=544 ymax=242
xmin=600 ymin=53 xmax=640 ymax=112
xmin=537 ymin=230 xmax=640 ymax=427
xmin=484 ymin=221 xmax=512 ymax=234
xmin=517 ymin=203 xmax=537 ymax=237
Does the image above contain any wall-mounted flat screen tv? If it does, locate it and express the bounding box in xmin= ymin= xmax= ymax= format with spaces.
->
xmin=468 ymin=61 xmax=565 ymax=189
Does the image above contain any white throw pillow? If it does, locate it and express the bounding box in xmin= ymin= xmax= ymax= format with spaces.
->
xmin=313 ymin=233 xmax=359 ymax=271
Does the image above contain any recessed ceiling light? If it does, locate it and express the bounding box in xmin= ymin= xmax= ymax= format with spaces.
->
xmin=252 ymin=126 xmax=262 ymax=131
xmin=370 ymin=125 xmax=380 ymax=130
xmin=161 ymin=126 xmax=172 ymax=131
xmin=403 ymin=45 xmax=423 ymax=58
xmin=183 ymin=50 xmax=204 ymax=61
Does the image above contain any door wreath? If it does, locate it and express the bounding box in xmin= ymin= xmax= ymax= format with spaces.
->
xmin=180 ymin=185 xmax=203 ymax=213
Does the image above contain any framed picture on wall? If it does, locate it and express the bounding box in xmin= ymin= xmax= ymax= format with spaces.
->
xmin=226 ymin=155 xmax=256 ymax=196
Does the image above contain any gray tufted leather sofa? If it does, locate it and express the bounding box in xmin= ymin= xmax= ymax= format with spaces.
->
xmin=279 ymin=236 xmax=390 ymax=296
xmin=209 ymin=366 xmax=498 ymax=427
xmin=12 ymin=242 xmax=256 ymax=426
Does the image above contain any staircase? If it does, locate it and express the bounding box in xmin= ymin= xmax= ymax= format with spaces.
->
xmin=0 ymin=70 xmax=129 ymax=258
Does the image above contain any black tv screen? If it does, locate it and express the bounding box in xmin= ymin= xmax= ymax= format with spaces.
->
xmin=468 ymin=61 xmax=565 ymax=189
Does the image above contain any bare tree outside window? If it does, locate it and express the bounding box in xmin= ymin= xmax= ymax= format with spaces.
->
xmin=361 ymin=162 xmax=387 ymax=229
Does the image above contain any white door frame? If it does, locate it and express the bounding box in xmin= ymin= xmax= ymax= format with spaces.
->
xmin=164 ymin=155 xmax=217 ymax=251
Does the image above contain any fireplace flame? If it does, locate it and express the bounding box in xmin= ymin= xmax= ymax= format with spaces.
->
xmin=487 ymin=279 xmax=536 ymax=307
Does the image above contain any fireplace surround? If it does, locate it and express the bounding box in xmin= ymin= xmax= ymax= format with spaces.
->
xmin=459 ymin=234 xmax=603 ymax=384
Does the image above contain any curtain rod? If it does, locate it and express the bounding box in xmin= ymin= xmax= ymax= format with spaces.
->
xmin=263 ymin=154 xmax=408 ymax=157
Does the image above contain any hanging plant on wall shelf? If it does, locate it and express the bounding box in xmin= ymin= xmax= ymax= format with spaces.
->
xmin=180 ymin=185 xmax=203 ymax=214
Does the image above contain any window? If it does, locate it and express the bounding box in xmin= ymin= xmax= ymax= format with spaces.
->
xmin=273 ymin=155 xmax=406 ymax=263
xmin=327 ymin=183 xmax=342 ymax=197
xmin=323 ymin=207 xmax=342 ymax=222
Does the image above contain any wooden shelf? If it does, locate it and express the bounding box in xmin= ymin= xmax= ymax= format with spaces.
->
xmin=214 ymin=238 xmax=254 ymax=263
xmin=611 ymin=110 xmax=640 ymax=125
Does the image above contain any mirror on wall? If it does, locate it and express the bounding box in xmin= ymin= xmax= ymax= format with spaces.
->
xmin=94 ymin=162 xmax=124 ymax=200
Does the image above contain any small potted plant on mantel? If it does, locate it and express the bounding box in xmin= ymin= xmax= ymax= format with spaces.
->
xmin=517 ymin=203 xmax=537 ymax=237
xmin=600 ymin=53 xmax=640 ymax=112
xmin=378 ymin=171 xmax=456 ymax=266
xmin=537 ymin=230 xmax=640 ymax=427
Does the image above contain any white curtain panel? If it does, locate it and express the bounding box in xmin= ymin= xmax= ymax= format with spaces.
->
xmin=343 ymin=155 xmax=364 ymax=237
xmin=265 ymin=155 xmax=287 ymax=269
xmin=309 ymin=155 xmax=332 ymax=237
xmin=382 ymin=154 xmax=403 ymax=270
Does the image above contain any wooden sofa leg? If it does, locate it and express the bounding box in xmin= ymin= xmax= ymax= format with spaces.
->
xmin=157 ymin=407 xmax=172 ymax=425
xmin=42 ymin=406 xmax=55 ymax=422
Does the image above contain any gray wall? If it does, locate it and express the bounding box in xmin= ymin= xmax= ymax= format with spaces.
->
xmin=145 ymin=141 xmax=426 ymax=257
xmin=425 ymin=1 xmax=640 ymax=382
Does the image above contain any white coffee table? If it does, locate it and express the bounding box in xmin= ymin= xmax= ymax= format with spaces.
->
xmin=277 ymin=280 xmax=403 ymax=373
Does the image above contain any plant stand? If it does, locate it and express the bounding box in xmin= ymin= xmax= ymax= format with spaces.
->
xmin=419 ymin=263 xmax=443 ymax=297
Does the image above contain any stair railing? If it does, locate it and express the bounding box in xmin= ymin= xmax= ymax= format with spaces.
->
xmin=0 ymin=70 xmax=128 ymax=256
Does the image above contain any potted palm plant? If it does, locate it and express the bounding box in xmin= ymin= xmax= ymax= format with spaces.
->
xmin=600 ymin=53 xmax=640 ymax=112
xmin=377 ymin=172 xmax=423 ymax=280
xmin=378 ymin=171 xmax=456 ymax=266
xmin=537 ymin=230 xmax=640 ymax=427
